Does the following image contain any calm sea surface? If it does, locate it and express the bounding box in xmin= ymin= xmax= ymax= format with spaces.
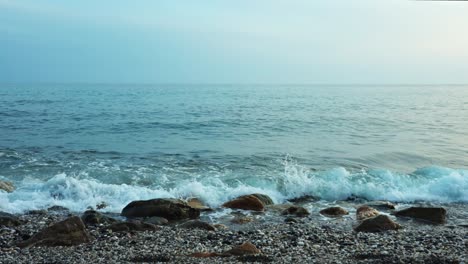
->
xmin=0 ymin=84 xmax=467 ymax=212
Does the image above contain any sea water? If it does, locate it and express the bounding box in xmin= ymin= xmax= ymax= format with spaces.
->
xmin=0 ymin=84 xmax=467 ymax=213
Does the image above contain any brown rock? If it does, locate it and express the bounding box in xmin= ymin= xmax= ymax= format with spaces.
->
xmin=121 ymin=198 xmax=200 ymax=220
xmin=281 ymin=205 xmax=310 ymax=217
xmin=223 ymin=195 xmax=265 ymax=211
xmin=223 ymin=242 xmax=261 ymax=256
xmin=0 ymin=181 xmax=15 ymax=193
xmin=179 ymin=220 xmax=216 ymax=231
xmin=143 ymin=216 xmax=168 ymax=225
xmin=250 ymin=193 xmax=274 ymax=206
xmin=320 ymin=206 xmax=349 ymax=217
xmin=16 ymin=216 xmax=91 ymax=248
xmin=354 ymin=214 xmax=401 ymax=232
xmin=394 ymin=207 xmax=446 ymax=224
xmin=356 ymin=206 xmax=379 ymax=221
xmin=187 ymin=198 xmax=211 ymax=211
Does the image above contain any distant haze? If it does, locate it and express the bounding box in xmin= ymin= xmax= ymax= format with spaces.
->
xmin=1 ymin=0 xmax=468 ymax=84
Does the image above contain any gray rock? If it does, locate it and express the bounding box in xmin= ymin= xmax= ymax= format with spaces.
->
xmin=121 ymin=198 xmax=200 ymax=220
xmin=143 ymin=216 xmax=169 ymax=225
xmin=81 ymin=210 xmax=117 ymax=226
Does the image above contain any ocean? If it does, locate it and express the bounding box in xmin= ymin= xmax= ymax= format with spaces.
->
xmin=0 ymin=84 xmax=467 ymax=213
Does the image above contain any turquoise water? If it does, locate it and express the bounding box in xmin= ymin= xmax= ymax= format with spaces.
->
xmin=0 ymin=84 xmax=467 ymax=213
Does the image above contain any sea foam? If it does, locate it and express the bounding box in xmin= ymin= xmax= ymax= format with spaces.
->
xmin=0 ymin=163 xmax=467 ymax=214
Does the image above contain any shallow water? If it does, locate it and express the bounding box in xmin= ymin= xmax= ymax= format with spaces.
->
xmin=0 ymin=84 xmax=467 ymax=213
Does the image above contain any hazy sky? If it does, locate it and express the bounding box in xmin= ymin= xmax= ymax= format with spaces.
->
xmin=1 ymin=0 xmax=468 ymax=84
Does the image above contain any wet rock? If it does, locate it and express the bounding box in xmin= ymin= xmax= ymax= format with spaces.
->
xmin=223 ymin=195 xmax=265 ymax=211
xmin=143 ymin=216 xmax=168 ymax=225
xmin=81 ymin=210 xmax=117 ymax=226
xmin=95 ymin=201 xmax=108 ymax=210
xmin=320 ymin=206 xmax=349 ymax=217
xmin=366 ymin=201 xmax=396 ymax=210
xmin=394 ymin=207 xmax=446 ymax=224
xmin=356 ymin=206 xmax=379 ymax=221
xmin=250 ymin=193 xmax=274 ymax=206
xmin=179 ymin=220 xmax=216 ymax=231
xmin=223 ymin=242 xmax=261 ymax=256
xmin=281 ymin=205 xmax=310 ymax=217
xmin=284 ymin=217 xmax=298 ymax=223
xmin=0 ymin=211 xmax=21 ymax=227
xmin=287 ymin=195 xmax=319 ymax=204
xmin=186 ymin=198 xmax=211 ymax=211
xmin=121 ymin=198 xmax=200 ymax=220
xmin=0 ymin=181 xmax=15 ymax=193
xmin=354 ymin=215 xmax=401 ymax=232
xmin=16 ymin=216 xmax=91 ymax=247
xmin=107 ymin=220 xmax=159 ymax=232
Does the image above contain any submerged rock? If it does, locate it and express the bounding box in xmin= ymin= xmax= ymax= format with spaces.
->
xmin=16 ymin=216 xmax=91 ymax=247
xmin=356 ymin=206 xmax=379 ymax=221
xmin=320 ymin=207 xmax=349 ymax=217
xmin=223 ymin=195 xmax=266 ymax=211
xmin=354 ymin=215 xmax=401 ymax=232
xmin=287 ymin=195 xmax=319 ymax=204
xmin=81 ymin=210 xmax=117 ymax=226
xmin=281 ymin=205 xmax=310 ymax=217
xmin=394 ymin=207 xmax=446 ymax=224
xmin=0 ymin=181 xmax=15 ymax=193
xmin=231 ymin=216 xmax=254 ymax=224
xmin=0 ymin=211 xmax=21 ymax=227
xmin=179 ymin=220 xmax=216 ymax=231
xmin=47 ymin=205 xmax=70 ymax=212
xmin=121 ymin=198 xmax=200 ymax=220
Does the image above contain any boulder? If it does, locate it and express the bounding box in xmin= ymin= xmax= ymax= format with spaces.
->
xmin=356 ymin=206 xmax=379 ymax=221
xmin=394 ymin=207 xmax=446 ymax=224
xmin=223 ymin=242 xmax=261 ymax=256
xmin=179 ymin=220 xmax=216 ymax=231
xmin=0 ymin=211 xmax=21 ymax=227
xmin=121 ymin=198 xmax=200 ymax=220
xmin=0 ymin=181 xmax=15 ymax=192
xmin=354 ymin=215 xmax=401 ymax=232
xmin=16 ymin=216 xmax=91 ymax=248
xmin=320 ymin=207 xmax=349 ymax=217
xmin=187 ymin=198 xmax=211 ymax=211
xmin=222 ymin=195 xmax=265 ymax=211
xmin=107 ymin=220 xmax=159 ymax=232
xmin=281 ymin=205 xmax=310 ymax=217
xmin=143 ymin=216 xmax=169 ymax=225
xmin=250 ymin=193 xmax=274 ymax=206
xmin=81 ymin=210 xmax=117 ymax=226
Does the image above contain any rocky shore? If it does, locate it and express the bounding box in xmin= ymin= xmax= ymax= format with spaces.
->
xmin=0 ymin=194 xmax=467 ymax=263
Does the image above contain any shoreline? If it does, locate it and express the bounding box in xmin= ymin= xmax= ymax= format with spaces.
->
xmin=1 ymin=198 xmax=467 ymax=263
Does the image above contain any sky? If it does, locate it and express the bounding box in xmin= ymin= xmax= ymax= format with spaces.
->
xmin=1 ymin=0 xmax=468 ymax=84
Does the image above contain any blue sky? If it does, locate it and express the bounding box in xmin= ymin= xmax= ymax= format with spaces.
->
xmin=1 ymin=0 xmax=468 ymax=84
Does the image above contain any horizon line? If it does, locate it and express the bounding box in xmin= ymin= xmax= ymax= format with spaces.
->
xmin=1 ymin=82 xmax=468 ymax=87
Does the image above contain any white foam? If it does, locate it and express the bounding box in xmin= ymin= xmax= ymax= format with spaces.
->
xmin=1 ymin=163 xmax=467 ymax=214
